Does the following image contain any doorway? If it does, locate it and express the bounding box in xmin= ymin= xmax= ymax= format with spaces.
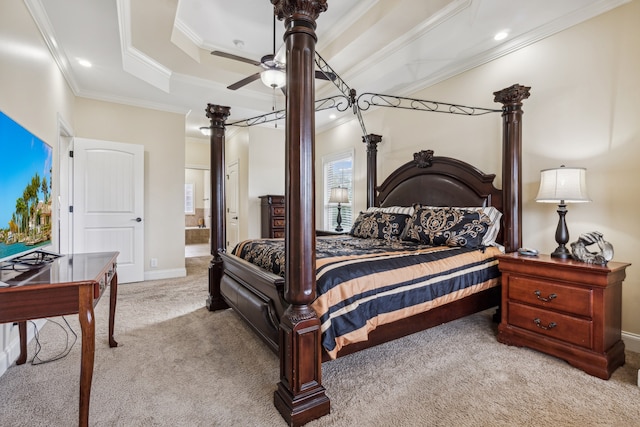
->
xmin=184 ymin=167 xmax=210 ymax=258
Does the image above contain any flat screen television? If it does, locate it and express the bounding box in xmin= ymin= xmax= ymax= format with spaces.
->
xmin=0 ymin=111 xmax=54 ymax=264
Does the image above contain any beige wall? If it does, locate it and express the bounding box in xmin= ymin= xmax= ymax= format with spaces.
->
xmin=185 ymin=137 xmax=210 ymax=169
xmin=226 ymin=128 xmax=249 ymax=243
xmin=317 ymin=1 xmax=640 ymax=337
xmin=74 ymin=98 xmax=186 ymax=275
xmin=0 ymin=0 xmax=77 ymax=374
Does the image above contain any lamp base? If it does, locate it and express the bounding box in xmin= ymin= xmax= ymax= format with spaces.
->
xmin=550 ymin=245 xmax=572 ymax=259
xmin=335 ymin=204 xmax=343 ymax=233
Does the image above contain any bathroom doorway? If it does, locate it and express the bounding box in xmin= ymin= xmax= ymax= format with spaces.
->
xmin=185 ymin=167 xmax=210 ymax=258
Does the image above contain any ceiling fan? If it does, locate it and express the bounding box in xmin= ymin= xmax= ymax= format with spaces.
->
xmin=211 ymin=16 xmax=335 ymax=91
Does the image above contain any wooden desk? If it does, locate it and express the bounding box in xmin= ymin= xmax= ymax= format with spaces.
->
xmin=0 ymin=251 xmax=119 ymax=427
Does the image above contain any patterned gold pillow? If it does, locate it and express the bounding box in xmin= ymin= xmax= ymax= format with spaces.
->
xmin=401 ymin=207 xmax=491 ymax=248
xmin=350 ymin=212 xmax=411 ymax=241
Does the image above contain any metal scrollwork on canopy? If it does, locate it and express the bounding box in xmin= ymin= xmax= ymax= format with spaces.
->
xmin=228 ymin=95 xmax=350 ymax=127
xmin=357 ymin=93 xmax=502 ymax=116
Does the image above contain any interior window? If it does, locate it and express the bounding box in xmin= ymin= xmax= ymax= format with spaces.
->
xmin=184 ymin=183 xmax=194 ymax=214
xmin=323 ymin=152 xmax=353 ymax=232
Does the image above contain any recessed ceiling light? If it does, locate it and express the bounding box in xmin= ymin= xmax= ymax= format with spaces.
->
xmin=329 ymin=114 xmax=336 ymax=120
xmin=77 ymin=58 xmax=92 ymax=68
xmin=494 ymin=31 xmax=509 ymax=41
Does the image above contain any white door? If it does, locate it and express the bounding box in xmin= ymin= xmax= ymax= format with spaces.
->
xmin=226 ymin=161 xmax=239 ymax=251
xmin=73 ymin=138 xmax=144 ymax=283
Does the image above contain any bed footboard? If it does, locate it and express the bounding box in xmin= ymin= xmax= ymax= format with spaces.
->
xmin=219 ymin=252 xmax=286 ymax=352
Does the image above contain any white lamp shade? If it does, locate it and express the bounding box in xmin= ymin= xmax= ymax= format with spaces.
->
xmin=535 ymin=166 xmax=590 ymax=203
xmin=328 ymin=187 xmax=349 ymax=204
xmin=260 ymin=69 xmax=286 ymax=89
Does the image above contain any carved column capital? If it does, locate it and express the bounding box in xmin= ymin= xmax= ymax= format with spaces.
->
xmin=493 ymin=84 xmax=531 ymax=108
xmin=205 ymin=104 xmax=231 ymax=128
xmin=363 ymin=133 xmax=382 ymax=151
xmin=272 ymin=0 xmax=328 ymax=22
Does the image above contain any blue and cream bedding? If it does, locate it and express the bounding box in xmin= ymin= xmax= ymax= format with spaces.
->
xmin=232 ymin=233 xmax=501 ymax=359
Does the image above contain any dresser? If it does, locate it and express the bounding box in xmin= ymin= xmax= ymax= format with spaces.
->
xmin=260 ymin=195 xmax=285 ymax=238
xmin=496 ymin=252 xmax=630 ymax=379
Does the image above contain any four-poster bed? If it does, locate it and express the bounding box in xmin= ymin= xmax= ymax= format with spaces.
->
xmin=204 ymin=1 xmax=530 ymax=425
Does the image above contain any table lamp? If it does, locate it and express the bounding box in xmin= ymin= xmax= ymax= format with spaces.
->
xmin=535 ymin=165 xmax=590 ymax=259
xmin=328 ymin=187 xmax=350 ymax=232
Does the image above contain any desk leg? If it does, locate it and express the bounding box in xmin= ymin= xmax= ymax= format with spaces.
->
xmin=108 ymin=271 xmax=118 ymax=348
xmin=17 ymin=321 xmax=27 ymax=365
xmin=78 ymin=284 xmax=95 ymax=427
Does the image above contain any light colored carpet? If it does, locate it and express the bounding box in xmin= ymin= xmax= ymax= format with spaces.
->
xmin=0 ymin=256 xmax=638 ymax=427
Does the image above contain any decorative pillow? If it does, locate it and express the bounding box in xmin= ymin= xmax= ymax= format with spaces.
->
xmin=408 ymin=205 xmax=502 ymax=246
xmin=401 ymin=207 xmax=491 ymax=248
xmin=350 ymin=211 xmax=411 ymax=241
xmin=365 ymin=205 xmax=415 ymax=216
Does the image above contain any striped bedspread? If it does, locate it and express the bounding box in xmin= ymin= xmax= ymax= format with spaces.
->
xmin=233 ymin=236 xmax=501 ymax=359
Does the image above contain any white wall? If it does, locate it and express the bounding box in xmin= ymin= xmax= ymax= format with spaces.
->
xmin=317 ymin=1 xmax=640 ymax=339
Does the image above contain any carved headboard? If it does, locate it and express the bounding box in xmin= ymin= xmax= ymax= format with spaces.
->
xmin=376 ymin=150 xmax=503 ymax=213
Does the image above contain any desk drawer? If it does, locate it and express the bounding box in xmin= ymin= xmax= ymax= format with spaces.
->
xmin=508 ymin=301 xmax=592 ymax=349
xmin=509 ymin=276 xmax=592 ymax=317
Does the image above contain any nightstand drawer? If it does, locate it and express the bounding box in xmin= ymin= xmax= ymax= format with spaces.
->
xmin=272 ymin=206 xmax=285 ymax=216
xmin=508 ymin=302 xmax=592 ymax=349
xmin=272 ymin=218 xmax=286 ymax=228
xmin=509 ymin=276 xmax=592 ymax=317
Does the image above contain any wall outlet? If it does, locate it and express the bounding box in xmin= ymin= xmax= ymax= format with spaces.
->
xmin=150 ymin=258 xmax=158 ymax=268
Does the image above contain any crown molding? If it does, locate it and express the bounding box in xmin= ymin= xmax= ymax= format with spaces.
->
xmin=116 ymin=0 xmax=172 ymax=93
xmin=23 ymin=0 xmax=80 ymax=95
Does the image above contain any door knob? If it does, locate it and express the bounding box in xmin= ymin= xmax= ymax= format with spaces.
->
xmin=134 ymin=217 xmax=142 ymax=222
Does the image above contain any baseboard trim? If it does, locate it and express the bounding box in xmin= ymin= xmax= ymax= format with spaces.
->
xmin=144 ymin=267 xmax=187 ymax=281
xmin=0 ymin=319 xmax=47 ymax=378
xmin=622 ymin=330 xmax=640 ymax=354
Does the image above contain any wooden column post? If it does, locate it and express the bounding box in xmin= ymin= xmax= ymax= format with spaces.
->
xmin=271 ymin=1 xmax=330 ymax=426
xmin=363 ymin=133 xmax=382 ymax=207
xmin=493 ymin=84 xmax=530 ymax=253
xmin=205 ymin=104 xmax=231 ymax=311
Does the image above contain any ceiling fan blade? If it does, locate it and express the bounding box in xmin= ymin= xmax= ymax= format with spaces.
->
xmin=315 ymin=70 xmax=337 ymax=81
xmin=211 ymin=50 xmax=261 ymax=67
xmin=227 ymin=73 xmax=261 ymax=90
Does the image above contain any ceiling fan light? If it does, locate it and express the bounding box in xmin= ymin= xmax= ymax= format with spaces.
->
xmin=260 ymin=69 xmax=286 ymax=89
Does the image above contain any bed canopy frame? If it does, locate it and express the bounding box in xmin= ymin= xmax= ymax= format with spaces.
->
xmin=203 ymin=1 xmax=530 ymax=425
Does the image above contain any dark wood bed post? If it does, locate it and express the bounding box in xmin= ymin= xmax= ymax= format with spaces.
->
xmin=494 ymin=84 xmax=530 ymax=253
xmin=272 ymin=1 xmax=330 ymax=426
xmin=205 ymin=104 xmax=231 ymax=311
xmin=363 ymin=133 xmax=382 ymax=207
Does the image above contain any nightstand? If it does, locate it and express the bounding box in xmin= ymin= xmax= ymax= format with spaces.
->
xmin=496 ymin=252 xmax=630 ymax=379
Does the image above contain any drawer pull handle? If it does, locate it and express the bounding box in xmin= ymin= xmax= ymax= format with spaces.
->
xmin=534 ymin=290 xmax=557 ymax=302
xmin=533 ymin=318 xmax=557 ymax=330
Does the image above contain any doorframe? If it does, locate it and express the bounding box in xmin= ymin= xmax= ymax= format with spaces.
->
xmin=56 ymin=114 xmax=74 ymax=254
xmin=185 ymin=164 xmax=211 ymax=254
xmin=226 ymin=159 xmax=240 ymax=251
